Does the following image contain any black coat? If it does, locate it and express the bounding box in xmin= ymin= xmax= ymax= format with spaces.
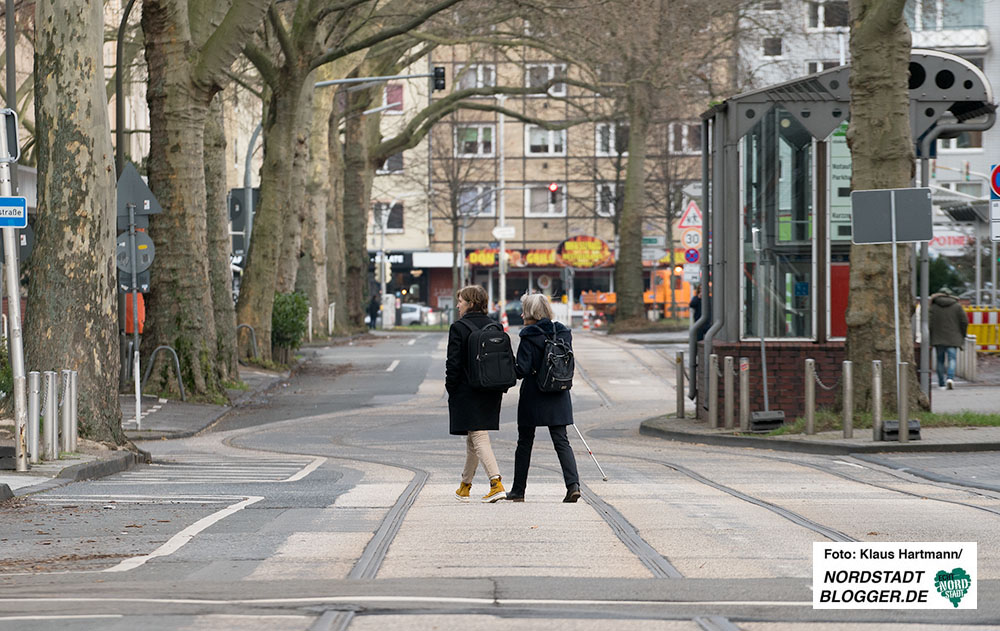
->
xmin=446 ymin=311 xmax=503 ymax=435
xmin=515 ymin=319 xmax=573 ymax=427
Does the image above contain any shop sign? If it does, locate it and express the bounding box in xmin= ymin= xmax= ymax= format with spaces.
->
xmin=555 ymin=235 xmax=614 ymax=268
xmin=525 ymin=249 xmax=556 ymax=266
xmin=928 ymin=229 xmax=971 ymax=257
xmin=467 ymin=248 xmax=559 ymax=267
xmin=467 ymin=248 xmax=498 ymax=266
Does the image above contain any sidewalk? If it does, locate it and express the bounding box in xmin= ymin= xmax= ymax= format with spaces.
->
xmin=0 ymin=363 xmax=290 ymax=501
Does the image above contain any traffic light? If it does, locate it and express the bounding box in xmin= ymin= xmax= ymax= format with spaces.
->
xmin=433 ymin=66 xmax=446 ymax=91
xmin=548 ymin=182 xmax=559 ymax=204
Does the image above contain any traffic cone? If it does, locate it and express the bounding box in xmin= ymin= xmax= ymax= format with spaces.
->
xmin=583 ymin=310 xmax=591 ymax=331
xmin=501 ymin=311 xmax=509 ymax=332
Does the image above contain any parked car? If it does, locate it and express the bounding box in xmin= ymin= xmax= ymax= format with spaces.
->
xmin=489 ymin=301 xmax=524 ymax=325
xmin=365 ymin=302 xmax=435 ymax=326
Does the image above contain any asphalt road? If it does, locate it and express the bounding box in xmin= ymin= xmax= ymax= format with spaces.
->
xmin=1 ymin=330 xmax=998 ymax=630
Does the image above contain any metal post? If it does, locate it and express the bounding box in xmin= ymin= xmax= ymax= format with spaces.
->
xmin=0 ymin=117 xmax=27 ymax=471
xmin=739 ymin=357 xmax=749 ymax=432
xmin=128 ymin=202 xmax=141 ymax=429
xmin=27 ymin=371 xmax=39 ymax=464
xmin=967 ymin=335 xmax=977 ymax=382
xmin=497 ymin=95 xmax=507 ymax=314
xmin=115 ymin=0 xmax=138 ymax=176
xmin=842 ymin=360 xmax=853 ymax=439
xmin=708 ymin=353 xmax=719 ymax=428
xmin=872 ymin=360 xmax=883 ymax=441
xmin=308 ymin=307 xmax=313 ymax=342
xmin=899 ymin=361 xmax=909 ymax=443
xmin=805 ymin=359 xmax=815 ymax=435
xmin=60 ymin=370 xmax=72 ymax=452
xmin=244 ymin=123 xmax=262 ymax=249
xmin=328 ymin=303 xmax=335 ymax=336
xmin=675 ymin=351 xmax=685 ymax=419
xmin=723 ymin=356 xmax=734 ymax=429
xmin=42 ymin=370 xmax=57 ymax=460
xmin=69 ymin=370 xmax=78 ymax=452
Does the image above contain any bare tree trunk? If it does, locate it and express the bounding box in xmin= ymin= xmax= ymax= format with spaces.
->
xmin=236 ymin=75 xmax=305 ymax=360
xmin=845 ymin=0 xmax=925 ymax=412
xmin=277 ymin=82 xmax=314 ymax=294
xmin=297 ymin=84 xmax=331 ymax=335
xmin=342 ymin=88 xmax=380 ymax=331
xmin=326 ymin=103 xmax=350 ymax=333
xmin=614 ymin=81 xmax=652 ymax=322
xmin=27 ymin=0 xmax=122 ymax=443
xmin=204 ymin=94 xmax=238 ymax=383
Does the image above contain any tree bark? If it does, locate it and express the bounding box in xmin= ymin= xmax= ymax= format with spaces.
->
xmin=326 ymin=101 xmax=350 ymax=334
xmin=204 ymin=94 xmax=238 ymax=383
xmin=277 ymin=82 xmax=313 ymax=294
xmin=297 ymin=85 xmax=332 ymax=336
xmin=614 ymin=80 xmax=652 ymax=322
xmin=845 ymin=0 xmax=925 ymax=412
xmin=28 ymin=0 xmax=122 ymax=443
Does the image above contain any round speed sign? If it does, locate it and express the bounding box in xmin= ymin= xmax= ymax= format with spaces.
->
xmin=682 ymin=229 xmax=702 ymax=249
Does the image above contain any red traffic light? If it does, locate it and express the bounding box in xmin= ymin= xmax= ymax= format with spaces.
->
xmin=548 ymin=182 xmax=559 ymax=193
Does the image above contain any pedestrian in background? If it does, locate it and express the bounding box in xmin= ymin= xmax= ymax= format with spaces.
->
xmin=507 ymin=293 xmax=580 ymax=503
xmin=929 ymin=287 xmax=968 ymax=390
xmin=447 ymin=285 xmax=507 ymax=502
xmin=367 ymin=292 xmax=380 ymax=330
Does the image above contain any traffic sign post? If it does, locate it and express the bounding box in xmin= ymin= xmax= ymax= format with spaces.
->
xmin=990 ymin=164 xmax=1000 ymax=242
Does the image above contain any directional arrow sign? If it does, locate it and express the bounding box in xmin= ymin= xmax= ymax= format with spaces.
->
xmin=492 ymin=225 xmax=516 ymax=240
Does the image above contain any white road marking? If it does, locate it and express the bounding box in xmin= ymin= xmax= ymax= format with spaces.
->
xmin=0 ymin=615 xmax=123 ymax=621
xmin=103 ymin=496 xmax=263 ymax=573
xmin=407 ymin=338 xmax=417 ymax=346
xmin=282 ymin=456 xmax=326 ymax=482
xmin=833 ymin=460 xmax=865 ymax=469
xmin=386 ymin=359 xmax=400 ymax=372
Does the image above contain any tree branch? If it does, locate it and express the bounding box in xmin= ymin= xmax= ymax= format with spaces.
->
xmin=243 ymin=42 xmax=281 ymax=90
xmin=268 ymin=4 xmax=297 ymax=69
xmin=194 ymin=0 xmax=272 ymax=90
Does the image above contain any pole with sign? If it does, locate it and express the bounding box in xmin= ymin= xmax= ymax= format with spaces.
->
xmin=990 ymin=163 xmax=1000 ymax=242
xmin=0 ymin=109 xmax=27 ymax=470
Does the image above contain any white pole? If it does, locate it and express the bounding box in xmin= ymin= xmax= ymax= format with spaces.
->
xmin=890 ymin=192 xmax=902 ymax=409
xmin=497 ymin=95 xmax=506 ymax=314
xmin=308 ymin=307 xmax=313 ymax=342
xmin=0 ymin=114 xmax=27 ymax=471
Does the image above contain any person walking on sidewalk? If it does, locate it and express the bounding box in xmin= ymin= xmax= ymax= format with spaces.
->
xmin=507 ymin=293 xmax=580 ymax=503
xmin=929 ymin=287 xmax=968 ymax=390
xmin=367 ymin=292 xmax=380 ymax=330
xmin=447 ymin=285 xmax=507 ymax=503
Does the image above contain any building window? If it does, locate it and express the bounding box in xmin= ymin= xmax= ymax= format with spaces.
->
xmin=374 ymin=202 xmax=404 ymax=232
xmin=937 ymin=131 xmax=983 ymax=151
xmin=906 ymin=0 xmax=984 ymax=29
xmin=596 ymin=183 xmax=618 ymax=217
xmin=458 ymin=184 xmax=496 ymax=216
xmin=376 ymin=152 xmax=404 ymax=174
xmin=806 ymin=60 xmax=841 ymax=74
xmin=525 ymin=63 xmax=567 ymax=96
xmin=940 ymin=181 xmax=984 ymax=198
xmin=455 ymin=124 xmax=494 ymax=157
xmin=456 ymin=64 xmax=496 ymax=90
xmin=808 ymin=1 xmax=848 ymax=29
xmin=596 ymin=123 xmax=629 ymax=156
xmin=763 ymin=37 xmax=783 ymax=57
xmin=383 ymin=84 xmax=403 ymax=113
xmin=669 ymin=123 xmax=702 ymax=155
xmin=762 ymin=1 xmax=782 ymax=9
xmin=526 ymin=184 xmax=566 ymax=217
xmin=526 ymin=125 xmax=566 ymax=155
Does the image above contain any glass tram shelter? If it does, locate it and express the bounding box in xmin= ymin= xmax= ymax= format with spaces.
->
xmin=690 ymin=49 xmax=995 ymax=420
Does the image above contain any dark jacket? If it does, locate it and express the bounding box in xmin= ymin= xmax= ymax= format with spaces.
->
xmin=446 ymin=311 xmax=503 ymax=435
xmin=515 ymin=319 xmax=573 ymax=427
xmin=929 ymin=294 xmax=968 ymax=348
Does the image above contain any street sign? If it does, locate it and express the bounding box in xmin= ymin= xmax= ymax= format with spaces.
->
xmin=682 ymin=229 xmax=702 ymax=249
xmin=491 ymin=225 xmax=515 ymax=240
xmin=850 ymin=187 xmax=933 ymax=244
xmin=684 ymin=248 xmax=699 ymax=263
xmin=990 ymin=163 xmax=1000 ymax=199
xmin=641 ymin=235 xmax=666 ymax=247
xmin=117 ymin=162 xmax=163 ymax=217
xmin=991 ymin=199 xmax=1000 ymax=243
xmin=642 ymin=247 xmax=666 ymax=260
xmin=0 ymin=196 xmax=26 ymax=228
xmin=678 ymin=200 xmax=702 ymax=229
xmin=116 ymin=231 xmax=155 ymax=274
xmin=683 ymin=263 xmax=700 ymax=283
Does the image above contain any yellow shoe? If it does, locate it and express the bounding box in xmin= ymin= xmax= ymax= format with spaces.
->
xmin=481 ymin=476 xmax=506 ymax=503
xmin=455 ymin=482 xmax=472 ymax=502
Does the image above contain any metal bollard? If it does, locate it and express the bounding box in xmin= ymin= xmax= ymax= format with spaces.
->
xmin=328 ymin=302 xmax=336 ymax=336
xmin=899 ymin=362 xmax=909 ymax=443
xmin=739 ymin=357 xmax=749 ymax=432
xmin=41 ymin=371 xmax=58 ymax=460
xmin=308 ymin=307 xmax=313 ymax=342
xmin=804 ymin=359 xmax=815 ymax=435
xmin=966 ymin=335 xmax=978 ymax=382
xmin=60 ymin=370 xmax=73 ymax=453
xmin=842 ymin=360 xmax=853 ymax=438
xmin=723 ymin=356 xmax=734 ymax=429
xmin=872 ymin=360 xmax=882 ymax=441
xmin=70 ymin=371 xmax=78 ymax=452
xmin=708 ymin=354 xmax=719 ymax=428
xmin=675 ymin=351 xmax=685 ymax=419
xmin=27 ymin=371 xmax=39 ymax=464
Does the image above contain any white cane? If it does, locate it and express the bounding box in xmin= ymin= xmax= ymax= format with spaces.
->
xmin=572 ymin=424 xmax=608 ymax=481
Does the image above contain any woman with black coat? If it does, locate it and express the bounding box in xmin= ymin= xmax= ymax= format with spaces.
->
xmin=507 ymin=293 xmax=580 ymax=503
xmin=446 ymin=285 xmax=507 ymax=503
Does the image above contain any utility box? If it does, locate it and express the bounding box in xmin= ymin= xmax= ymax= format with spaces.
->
xmin=880 ymin=419 xmax=921 ymax=441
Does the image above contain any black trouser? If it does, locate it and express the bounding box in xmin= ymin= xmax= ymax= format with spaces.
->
xmin=511 ymin=424 xmax=579 ymax=496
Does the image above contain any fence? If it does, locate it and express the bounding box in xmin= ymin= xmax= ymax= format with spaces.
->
xmin=967 ymin=308 xmax=1000 ymax=352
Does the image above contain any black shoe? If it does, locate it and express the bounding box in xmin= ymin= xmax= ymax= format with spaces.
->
xmin=563 ymin=484 xmax=581 ymax=503
xmin=506 ymin=493 xmax=525 ymax=502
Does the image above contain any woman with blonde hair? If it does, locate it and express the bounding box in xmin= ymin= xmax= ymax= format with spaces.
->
xmin=507 ymin=293 xmax=580 ymax=503
xmin=446 ymin=285 xmax=507 ymax=502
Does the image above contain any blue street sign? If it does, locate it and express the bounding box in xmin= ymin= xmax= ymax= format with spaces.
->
xmin=684 ymin=248 xmax=699 ymax=263
xmin=0 ymin=196 xmax=26 ymax=228
xmin=990 ymin=164 xmax=1000 ymax=200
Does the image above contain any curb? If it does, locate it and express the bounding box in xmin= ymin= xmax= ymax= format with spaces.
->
xmin=852 ymin=453 xmax=1000 ymax=494
xmin=6 ymin=450 xmax=141 ymax=497
xmin=0 ymin=483 xmax=11 ymax=502
xmin=639 ymin=418 xmax=1000 ymax=455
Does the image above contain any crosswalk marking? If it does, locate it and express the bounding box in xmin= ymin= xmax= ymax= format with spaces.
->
xmin=90 ymin=454 xmax=326 ymax=485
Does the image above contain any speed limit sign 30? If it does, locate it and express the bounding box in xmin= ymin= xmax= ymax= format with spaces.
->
xmin=682 ymin=229 xmax=702 ymax=249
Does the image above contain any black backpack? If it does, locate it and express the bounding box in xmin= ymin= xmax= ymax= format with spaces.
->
xmin=536 ymin=329 xmax=574 ymax=392
xmin=459 ymin=320 xmax=517 ymax=392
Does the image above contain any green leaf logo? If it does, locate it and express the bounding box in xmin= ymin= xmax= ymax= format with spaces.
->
xmin=935 ymin=568 xmax=971 ymax=607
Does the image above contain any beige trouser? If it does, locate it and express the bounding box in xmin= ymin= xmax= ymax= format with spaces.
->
xmin=461 ymin=430 xmax=500 ymax=484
